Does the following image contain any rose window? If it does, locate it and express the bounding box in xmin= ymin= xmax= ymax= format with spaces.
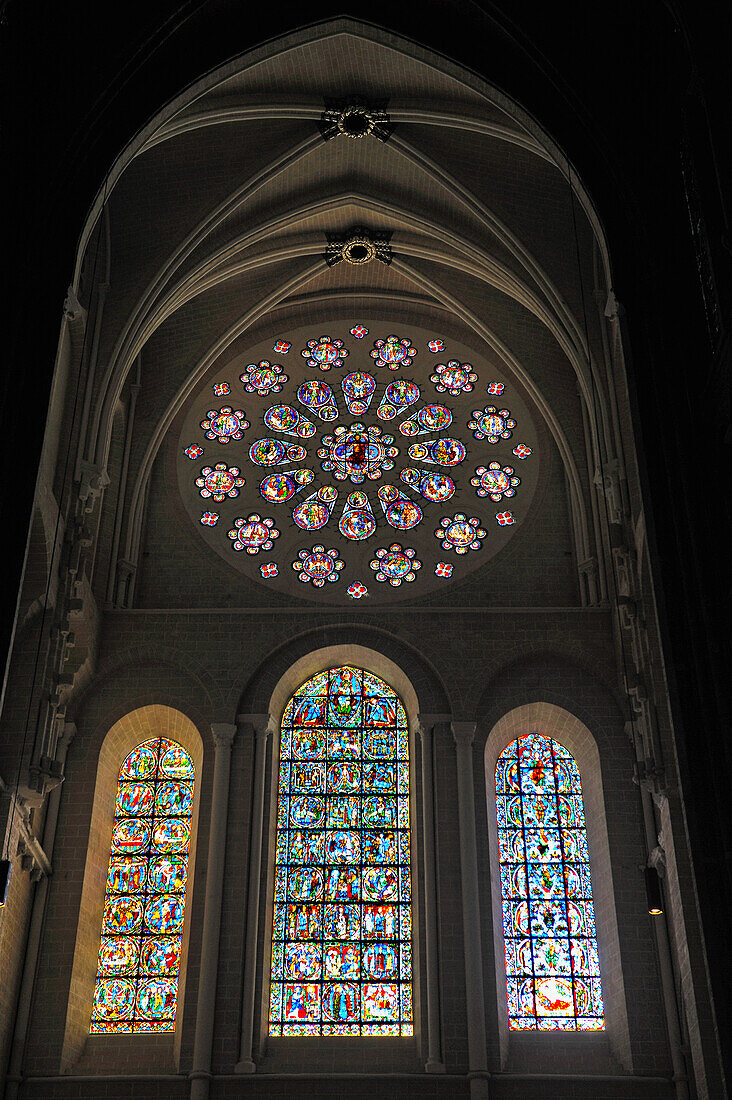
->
xmin=179 ymin=321 xmax=538 ymax=602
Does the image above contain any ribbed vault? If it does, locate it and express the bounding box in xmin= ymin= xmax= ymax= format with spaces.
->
xmin=70 ymin=19 xmax=620 ymax=610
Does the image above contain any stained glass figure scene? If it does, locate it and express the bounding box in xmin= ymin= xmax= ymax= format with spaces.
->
xmin=178 ymin=323 xmax=539 ymax=601
xmin=269 ymin=667 xmax=413 ymax=1036
xmin=90 ymin=738 xmax=195 ymax=1033
xmin=495 ymin=734 xmax=604 ymax=1031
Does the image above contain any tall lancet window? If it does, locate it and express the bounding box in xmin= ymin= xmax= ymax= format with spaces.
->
xmin=496 ymin=734 xmax=605 ymax=1030
xmin=269 ymin=666 xmax=413 ymax=1035
xmin=90 ymin=738 xmax=195 ymax=1032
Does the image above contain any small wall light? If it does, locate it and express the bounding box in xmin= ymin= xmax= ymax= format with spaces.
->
xmin=644 ymin=865 xmax=664 ymax=915
xmin=0 ymin=859 xmax=11 ymax=906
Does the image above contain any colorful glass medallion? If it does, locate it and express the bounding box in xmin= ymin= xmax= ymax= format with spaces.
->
xmin=264 ymin=405 xmax=316 ymax=438
xmin=261 ymin=562 xmax=279 ymax=577
xmin=297 ymin=381 xmax=339 ymax=421
xmin=407 ymin=438 xmax=466 ymax=467
xmin=434 ymin=561 xmax=453 ymax=577
xmin=184 ymin=445 xmax=203 ymax=460
xmin=400 ymin=468 xmax=455 ymax=502
xmin=240 ymin=361 xmax=288 ymax=395
xmin=347 ymin=582 xmax=368 ymax=599
xmin=471 ymin=463 xmax=520 ymax=501
xmin=487 ymin=381 xmax=505 ymax=396
xmin=91 ymin=738 xmax=194 ymax=1033
xmin=249 ymin=439 xmax=306 ymax=466
xmin=260 ymin=469 xmax=314 ymax=504
xmin=200 ymin=512 xmax=218 ymax=526
xmin=496 ymin=734 xmax=604 ymax=1030
xmin=435 ymin=513 xmax=486 ymax=554
xmin=350 ymin=325 xmax=369 ymax=339
xmin=430 ymin=360 xmax=478 ymax=395
xmin=341 ymin=373 xmax=376 ymax=416
xmin=270 ymin=667 xmax=412 ymax=1036
xmin=200 ymin=407 xmax=249 ymax=444
xmin=377 ymin=486 xmax=423 ymax=530
xmin=427 ymin=339 xmax=445 ymax=353
xmin=468 ymin=406 xmax=516 ymax=443
xmin=319 ymin=424 xmax=398 ymax=484
xmin=370 ymin=545 xmax=421 ymax=586
xmin=228 ymin=514 xmax=279 ymax=553
xmin=292 ymin=546 xmax=344 ymax=587
xmin=496 ymin=512 xmax=515 ymax=526
xmin=293 ymin=486 xmax=338 ymax=530
xmin=212 ymin=382 xmax=230 ymax=396
xmin=513 ymin=444 xmax=533 ymax=459
xmin=375 ymin=380 xmax=420 ymax=421
xmin=302 ymin=336 xmax=349 ymax=371
xmin=339 ymin=492 xmax=377 ymax=540
xmin=370 ymin=336 xmax=417 ymax=370
xmin=195 ymin=464 xmax=245 ymax=501
xmin=398 ymin=405 xmax=452 ymax=436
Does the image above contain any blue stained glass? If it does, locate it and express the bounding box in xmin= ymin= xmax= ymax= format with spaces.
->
xmin=91 ymin=738 xmax=195 ymax=1033
xmin=495 ymin=734 xmax=604 ymax=1031
xmin=270 ymin=666 xmax=412 ymax=1036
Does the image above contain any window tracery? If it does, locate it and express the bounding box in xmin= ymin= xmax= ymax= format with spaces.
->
xmin=495 ymin=734 xmax=604 ymax=1030
xmin=179 ymin=323 xmax=538 ymax=602
xmin=269 ymin=666 xmax=413 ymax=1035
xmin=90 ymin=738 xmax=194 ymax=1033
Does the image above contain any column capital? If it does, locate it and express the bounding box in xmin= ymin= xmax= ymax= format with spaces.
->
xmin=416 ymin=713 xmax=452 ymax=743
xmin=237 ymin=712 xmax=275 ymax=740
xmin=417 ymin=712 xmax=452 ymax=727
xmin=210 ymin=722 xmax=237 ymax=750
xmin=451 ymin=720 xmax=478 ymax=748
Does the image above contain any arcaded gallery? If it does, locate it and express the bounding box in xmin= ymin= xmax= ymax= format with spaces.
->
xmin=0 ymin=10 xmax=728 ymax=1100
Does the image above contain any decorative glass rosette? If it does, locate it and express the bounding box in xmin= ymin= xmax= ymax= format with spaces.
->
xmin=179 ymin=322 xmax=538 ymax=602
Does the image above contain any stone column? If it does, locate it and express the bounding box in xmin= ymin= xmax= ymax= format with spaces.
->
xmin=4 ymin=723 xmax=75 ymax=1100
xmin=236 ymin=713 xmax=274 ymax=1074
xmin=452 ymin=721 xmax=490 ymax=1100
xmin=416 ymin=714 xmax=449 ymax=1074
xmin=190 ymin=722 xmax=237 ymax=1100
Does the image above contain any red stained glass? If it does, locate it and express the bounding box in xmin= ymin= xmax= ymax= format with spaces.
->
xmin=91 ymin=738 xmax=194 ymax=1033
xmin=495 ymin=734 xmax=604 ymax=1030
xmin=270 ymin=667 xmax=412 ymax=1035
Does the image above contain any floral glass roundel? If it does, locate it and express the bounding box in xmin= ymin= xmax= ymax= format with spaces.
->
xmin=495 ymin=734 xmax=604 ymax=1031
xmin=241 ymin=361 xmax=288 ymax=395
xmin=302 ymin=336 xmax=349 ymax=371
xmin=269 ymin=667 xmax=413 ymax=1036
xmin=370 ymin=335 xmax=417 ymax=370
xmin=91 ymin=738 xmax=194 ymax=1033
xmin=196 ymin=464 xmax=245 ymax=501
xmin=431 ymin=360 xmax=477 ymax=395
xmin=200 ymin=407 xmax=249 ymax=444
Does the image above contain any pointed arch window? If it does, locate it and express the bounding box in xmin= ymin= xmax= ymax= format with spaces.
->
xmin=269 ymin=665 xmax=413 ymax=1035
xmin=90 ymin=738 xmax=195 ymax=1033
xmin=496 ymin=733 xmax=604 ymax=1030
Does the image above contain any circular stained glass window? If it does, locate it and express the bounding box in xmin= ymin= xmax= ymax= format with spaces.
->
xmin=178 ymin=321 xmax=539 ymax=603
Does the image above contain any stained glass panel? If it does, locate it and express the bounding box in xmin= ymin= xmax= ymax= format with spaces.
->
xmin=495 ymin=734 xmax=604 ymax=1031
xmin=90 ymin=738 xmax=195 ymax=1033
xmin=269 ymin=666 xmax=413 ymax=1036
